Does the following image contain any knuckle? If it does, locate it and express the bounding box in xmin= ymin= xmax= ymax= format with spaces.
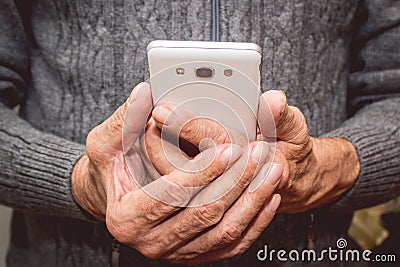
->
xmin=192 ymin=203 xmax=224 ymax=227
xmin=217 ymin=223 xmax=243 ymax=246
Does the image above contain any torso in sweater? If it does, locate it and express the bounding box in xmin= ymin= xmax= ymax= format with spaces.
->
xmin=11 ymin=0 xmax=360 ymax=266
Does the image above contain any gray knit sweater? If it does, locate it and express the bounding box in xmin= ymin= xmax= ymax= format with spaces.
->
xmin=0 ymin=0 xmax=399 ymax=266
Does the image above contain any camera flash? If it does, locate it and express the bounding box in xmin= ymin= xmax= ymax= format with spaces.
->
xmin=224 ymin=69 xmax=233 ymax=77
xmin=176 ymin=67 xmax=185 ymax=75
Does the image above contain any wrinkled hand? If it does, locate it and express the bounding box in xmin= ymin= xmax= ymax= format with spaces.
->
xmin=71 ymin=82 xmax=282 ymax=264
xmin=258 ymin=90 xmax=360 ymax=213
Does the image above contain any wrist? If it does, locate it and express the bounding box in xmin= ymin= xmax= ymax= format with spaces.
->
xmin=72 ymin=155 xmax=106 ymax=221
xmin=312 ymin=137 xmax=360 ymax=201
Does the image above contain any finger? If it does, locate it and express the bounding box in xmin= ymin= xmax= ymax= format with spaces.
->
xmin=177 ymin=194 xmax=281 ymax=265
xmin=141 ymin=118 xmax=190 ymax=175
xmin=122 ymin=83 xmax=153 ymax=149
xmin=120 ymin=143 xmax=242 ymax=220
xmin=108 ymin=153 xmax=142 ymax=202
xmin=258 ymin=90 xmax=308 ymax=144
xmin=106 ymin=144 xmax=240 ymax=249
xmin=151 ymin=141 xmax=272 ymax=254
xmin=257 ymin=90 xmax=283 ymax=138
xmin=168 ymin=164 xmax=282 ymax=260
xmin=89 ymin=82 xmax=152 ymax=153
xmin=152 ymin=104 xmax=248 ymax=148
xmin=189 ymin=142 xmax=272 ymax=207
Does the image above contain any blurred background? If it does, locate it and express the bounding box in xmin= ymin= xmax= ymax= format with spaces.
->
xmin=348 ymin=196 xmax=400 ymax=252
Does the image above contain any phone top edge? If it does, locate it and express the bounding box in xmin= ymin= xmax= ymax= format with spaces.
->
xmin=147 ymin=40 xmax=262 ymax=55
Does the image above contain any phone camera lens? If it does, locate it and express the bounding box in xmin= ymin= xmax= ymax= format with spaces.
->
xmin=195 ymin=67 xmax=214 ymax=78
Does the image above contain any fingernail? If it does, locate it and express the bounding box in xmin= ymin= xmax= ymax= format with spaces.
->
xmin=153 ymin=105 xmax=177 ymax=126
xmin=199 ymin=138 xmax=215 ymax=152
xmin=129 ymin=82 xmax=145 ymax=102
xmin=220 ymin=144 xmax=241 ymax=165
xmin=249 ymin=164 xmax=270 ymax=192
xmin=251 ymin=142 xmax=270 ymax=163
xmin=278 ymin=90 xmax=286 ymax=98
xmin=264 ymin=163 xmax=282 ymax=186
xmin=265 ymin=194 xmax=281 ymax=213
xmin=249 ymin=163 xmax=281 ymax=192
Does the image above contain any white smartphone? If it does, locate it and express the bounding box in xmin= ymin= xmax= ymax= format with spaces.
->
xmin=147 ymin=40 xmax=262 ymax=141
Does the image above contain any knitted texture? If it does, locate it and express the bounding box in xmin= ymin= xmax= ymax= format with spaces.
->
xmin=0 ymin=0 xmax=399 ymax=266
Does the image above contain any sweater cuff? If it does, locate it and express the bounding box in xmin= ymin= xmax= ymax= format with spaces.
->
xmin=18 ymin=136 xmax=94 ymax=220
xmin=0 ymin=103 xmax=96 ymax=221
xmin=321 ymin=124 xmax=400 ymax=212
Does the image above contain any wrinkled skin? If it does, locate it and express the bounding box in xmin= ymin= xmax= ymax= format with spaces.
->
xmin=71 ymin=82 xmax=283 ymax=264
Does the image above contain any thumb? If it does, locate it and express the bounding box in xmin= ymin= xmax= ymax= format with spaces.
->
xmin=258 ymin=90 xmax=308 ymax=144
xmin=97 ymin=82 xmax=153 ymax=152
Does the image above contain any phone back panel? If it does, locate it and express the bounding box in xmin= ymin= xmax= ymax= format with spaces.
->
xmin=147 ymin=40 xmax=262 ymax=141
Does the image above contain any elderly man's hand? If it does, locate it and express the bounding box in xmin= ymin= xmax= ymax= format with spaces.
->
xmin=258 ymin=90 xmax=360 ymax=213
xmin=71 ymin=82 xmax=282 ymax=264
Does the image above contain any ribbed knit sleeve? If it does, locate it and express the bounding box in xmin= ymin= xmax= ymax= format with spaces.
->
xmin=0 ymin=0 xmax=90 ymax=220
xmin=324 ymin=0 xmax=400 ymax=212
